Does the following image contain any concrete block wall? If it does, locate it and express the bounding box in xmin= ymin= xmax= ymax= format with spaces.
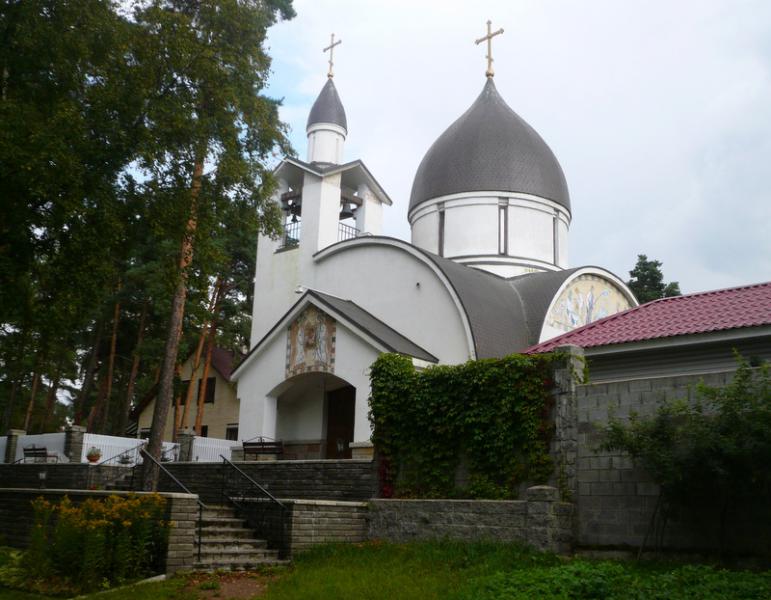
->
xmin=575 ymin=369 xmax=767 ymax=554
xmin=369 ymin=486 xmax=573 ymax=554
xmin=0 ymin=489 xmax=199 ymax=574
xmin=157 ymin=459 xmax=377 ymax=503
xmin=237 ymin=498 xmax=368 ymax=557
xmin=0 ymin=464 xmax=129 ymax=491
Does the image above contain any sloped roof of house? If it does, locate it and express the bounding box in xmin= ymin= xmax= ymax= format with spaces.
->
xmin=526 ymin=281 xmax=771 ymax=354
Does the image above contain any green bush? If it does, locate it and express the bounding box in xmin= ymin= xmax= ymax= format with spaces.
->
xmin=462 ymin=562 xmax=771 ymax=600
xmin=369 ymin=353 xmax=559 ymax=498
xmin=3 ymin=494 xmax=169 ymax=596
xmin=600 ymin=357 xmax=771 ymax=552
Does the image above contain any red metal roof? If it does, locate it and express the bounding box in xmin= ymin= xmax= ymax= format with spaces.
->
xmin=526 ymin=281 xmax=771 ymax=354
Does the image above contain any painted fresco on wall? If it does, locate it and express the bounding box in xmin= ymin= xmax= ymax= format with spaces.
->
xmin=286 ymin=305 xmax=336 ymax=377
xmin=545 ymin=274 xmax=633 ymax=335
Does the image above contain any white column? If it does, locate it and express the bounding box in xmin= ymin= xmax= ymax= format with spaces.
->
xmin=354 ymin=184 xmax=383 ymax=235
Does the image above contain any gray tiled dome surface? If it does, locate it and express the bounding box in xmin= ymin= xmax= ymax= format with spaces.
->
xmin=409 ymin=78 xmax=570 ymax=213
xmin=307 ymin=79 xmax=347 ymax=132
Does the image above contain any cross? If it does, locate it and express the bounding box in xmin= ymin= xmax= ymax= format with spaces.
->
xmin=323 ymin=33 xmax=342 ymax=79
xmin=474 ymin=20 xmax=504 ymax=78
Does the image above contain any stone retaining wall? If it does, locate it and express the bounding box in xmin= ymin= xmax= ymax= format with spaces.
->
xmin=0 ymin=463 xmax=128 ymax=490
xmin=238 ymin=498 xmax=368 ymax=557
xmin=369 ymin=486 xmax=573 ymax=554
xmin=0 ymin=488 xmax=199 ymax=574
xmin=158 ymin=459 xmax=377 ymax=503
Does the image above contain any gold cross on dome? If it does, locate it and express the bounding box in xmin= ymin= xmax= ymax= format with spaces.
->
xmin=474 ymin=20 xmax=504 ymax=78
xmin=323 ymin=33 xmax=342 ymax=79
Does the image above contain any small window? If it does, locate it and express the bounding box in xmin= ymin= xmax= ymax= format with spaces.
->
xmin=200 ymin=425 xmax=208 ymax=438
xmin=225 ymin=424 xmax=239 ymax=441
xmin=196 ymin=377 xmax=216 ymax=404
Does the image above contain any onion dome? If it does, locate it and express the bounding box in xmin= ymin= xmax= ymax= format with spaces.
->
xmin=409 ymin=78 xmax=569 ymax=213
xmin=306 ymin=79 xmax=347 ymax=133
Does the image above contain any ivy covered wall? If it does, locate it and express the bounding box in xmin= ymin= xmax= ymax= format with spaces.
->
xmin=369 ymin=353 xmax=559 ymax=499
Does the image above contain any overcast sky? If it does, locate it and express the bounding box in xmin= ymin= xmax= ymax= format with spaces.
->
xmin=264 ymin=0 xmax=771 ymax=293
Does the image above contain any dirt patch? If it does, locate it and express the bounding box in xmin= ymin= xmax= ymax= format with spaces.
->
xmin=185 ymin=570 xmax=284 ymax=599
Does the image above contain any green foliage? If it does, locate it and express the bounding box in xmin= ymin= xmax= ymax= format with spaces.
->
xmin=261 ymin=541 xmax=771 ymax=600
xmin=2 ymin=494 xmax=169 ymax=596
xmin=627 ymin=254 xmax=681 ymax=304
xmin=601 ymin=358 xmax=771 ymax=548
xmin=369 ymin=353 xmax=558 ymax=498
xmin=464 ymin=562 xmax=771 ymax=600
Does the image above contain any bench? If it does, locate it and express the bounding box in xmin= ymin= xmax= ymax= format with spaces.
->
xmin=22 ymin=445 xmax=59 ymax=463
xmin=242 ymin=438 xmax=283 ymax=460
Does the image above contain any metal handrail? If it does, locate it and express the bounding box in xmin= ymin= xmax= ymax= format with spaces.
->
xmin=140 ymin=449 xmax=205 ymax=506
xmin=219 ymin=455 xmax=284 ymax=508
xmin=97 ymin=441 xmax=146 ymax=466
xmin=242 ymin=434 xmax=279 ymax=443
xmin=141 ymin=448 xmax=207 ymax=563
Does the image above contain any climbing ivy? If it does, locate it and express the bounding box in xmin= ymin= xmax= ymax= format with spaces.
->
xmin=369 ymin=353 xmax=559 ymax=499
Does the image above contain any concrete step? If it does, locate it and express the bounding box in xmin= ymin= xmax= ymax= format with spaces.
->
xmin=194 ymin=549 xmax=280 ymax=564
xmin=192 ymin=558 xmax=290 ymax=571
xmin=200 ymin=516 xmax=248 ymax=528
xmin=196 ymin=538 xmax=268 ymax=551
xmin=199 ymin=526 xmax=256 ymax=539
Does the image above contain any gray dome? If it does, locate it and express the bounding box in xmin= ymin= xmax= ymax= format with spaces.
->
xmin=409 ymin=79 xmax=570 ymax=213
xmin=306 ymin=79 xmax=347 ymax=133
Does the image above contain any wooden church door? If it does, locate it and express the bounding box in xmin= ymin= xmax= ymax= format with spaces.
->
xmin=325 ymin=386 xmax=355 ymax=459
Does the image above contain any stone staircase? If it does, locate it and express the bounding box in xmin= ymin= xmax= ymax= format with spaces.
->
xmin=193 ymin=504 xmax=285 ymax=571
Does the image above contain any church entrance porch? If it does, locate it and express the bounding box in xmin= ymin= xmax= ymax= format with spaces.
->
xmin=273 ymin=372 xmax=356 ymax=460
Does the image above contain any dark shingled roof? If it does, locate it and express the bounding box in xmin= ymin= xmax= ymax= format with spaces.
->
xmin=310 ymin=290 xmax=438 ymax=363
xmin=307 ymin=79 xmax=347 ymax=132
xmin=409 ymin=78 xmax=570 ymax=213
xmin=417 ymin=252 xmax=580 ymax=357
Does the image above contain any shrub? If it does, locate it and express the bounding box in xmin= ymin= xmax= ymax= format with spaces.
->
xmin=369 ymin=353 xmax=559 ymax=498
xmin=601 ymin=357 xmax=771 ymax=553
xmin=15 ymin=494 xmax=169 ymax=595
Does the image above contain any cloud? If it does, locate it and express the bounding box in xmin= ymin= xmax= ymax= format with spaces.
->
xmin=266 ymin=0 xmax=771 ymax=292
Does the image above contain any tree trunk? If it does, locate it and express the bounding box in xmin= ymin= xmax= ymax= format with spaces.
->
xmin=39 ymin=373 xmax=61 ymax=433
xmin=100 ymin=295 xmax=121 ymax=432
xmin=87 ymin=368 xmax=110 ymax=432
xmin=117 ymin=301 xmax=148 ymax=436
xmin=74 ymin=320 xmax=104 ymax=425
xmin=2 ymin=379 xmax=18 ymax=432
xmin=194 ymin=327 xmax=216 ymax=435
xmin=22 ymin=372 xmax=40 ymax=431
xmin=194 ymin=281 xmax=223 ymax=435
xmin=143 ymin=158 xmax=203 ymax=491
xmin=178 ymin=326 xmax=208 ymax=432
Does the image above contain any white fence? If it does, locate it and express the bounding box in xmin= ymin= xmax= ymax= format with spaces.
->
xmin=190 ymin=437 xmax=240 ymax=462
xmin=15 ymin=433 xmax=67 ymax=463
xmin=82 ymin=433 xmax=143 ymax=464
xmin=0 ymin=436 xmax=6 ymax=463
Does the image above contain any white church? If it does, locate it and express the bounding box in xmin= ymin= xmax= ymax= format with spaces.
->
xmin=232 ymin=31 xmax=637 ymax=460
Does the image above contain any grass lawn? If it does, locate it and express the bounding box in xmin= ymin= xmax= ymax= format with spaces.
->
xmin=2 ymin=542 xmax=770 ymax=599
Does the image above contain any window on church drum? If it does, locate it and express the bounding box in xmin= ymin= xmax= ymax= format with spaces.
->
xmin=225 ymin=424 xmax=239 ymax=441
xmin=196 ymin=377 xmax=216 ymax=403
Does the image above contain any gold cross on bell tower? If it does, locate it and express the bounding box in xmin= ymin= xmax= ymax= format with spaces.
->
xmin=323 ymin=33 xmax=342 ymax=79
xmin=474 ymin=20 xmax=504 ymax=78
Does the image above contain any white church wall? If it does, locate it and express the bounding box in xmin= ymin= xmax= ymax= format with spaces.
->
xmin=300 ymin=172 xmax=342 ymax=257
xmin=306 ymin=123 xmax=346 ymax=164
xmin=276 ymin=376 xmax=325 ymax=441
xmin=507 ymin=204 xmax=554 ymax=264
xmin=250 ymin=235 xmax=301 ymax=346
xmin=443 ymin=200 xmax=498 ymax=258
xmin=236 ymin=331 xmax=287 ymax=442
xmin=332 ymin=324 xmax=380 ymax=443
xmin=354 ymin=184 xmax=383 ymax=235
xmin=557 ymin=217 xmax=569 ymax=268
xmin=410 ymin=209 xmax=439 ymax=254
xmin=313 ymin=243 xmax=472 ymax=364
